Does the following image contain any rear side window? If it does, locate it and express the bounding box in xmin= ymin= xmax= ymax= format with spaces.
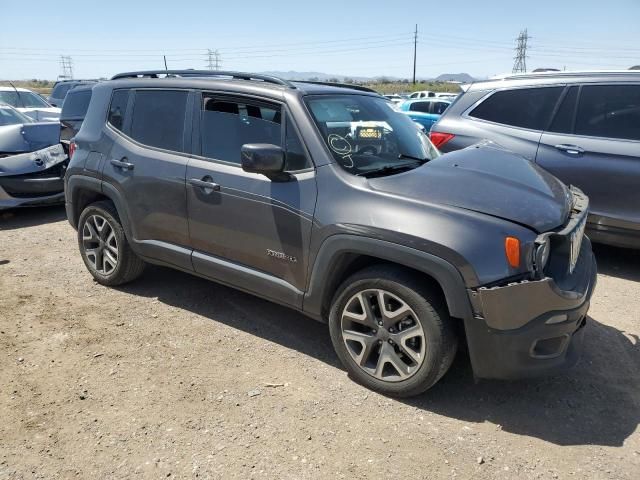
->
xmin=548 ymin=86 xmax=578 ymax=134
xmin=433 ymin=101 xmax=449 ymax=115
xmin=52 ymin=83 xmax=73 ymax=99
xmin=130 ymin=90 xmax=188 ymax=152
xmin=107 ymin=89 xmax=130 ymax=132
xmin=61 ymin=89 xmax=92 ymax=119
xmin=470 ymin=87 xmax=563 ymax=130
xmin=200 ymin=95 xmax=281 ymax=165
xmin=409 ymin=102 xmax=430 ymax=113
xmin=575 ymin=85 xmax=640 ymax=141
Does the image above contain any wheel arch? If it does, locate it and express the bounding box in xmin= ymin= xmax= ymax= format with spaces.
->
xmin=303 ymin=235 xmax=473 ymax=323
xmin=66 ymin=176 xmax=134 ymax=242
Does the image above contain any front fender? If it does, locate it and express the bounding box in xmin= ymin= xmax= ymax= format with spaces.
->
xmin=302 ymin=234 xmax=473 ymax=322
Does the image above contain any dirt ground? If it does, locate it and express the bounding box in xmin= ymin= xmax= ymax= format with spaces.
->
xmin=1 ymin=206 xmax=639 ymax=479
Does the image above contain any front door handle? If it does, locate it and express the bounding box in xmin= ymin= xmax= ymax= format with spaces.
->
xmin=110 ymin=158 xmax=135 ymax=170
xmin=189 ymin=177 xmax=221 ymax=192
xmin=554 ymin=144 xmax=585 ymax=155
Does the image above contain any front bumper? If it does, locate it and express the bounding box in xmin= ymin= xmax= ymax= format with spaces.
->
xmin=464 ymin=237 xmax=597 ymax=380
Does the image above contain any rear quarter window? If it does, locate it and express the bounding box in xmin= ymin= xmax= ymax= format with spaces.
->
xmin=470 ymin=86 xmax=563 ymax=130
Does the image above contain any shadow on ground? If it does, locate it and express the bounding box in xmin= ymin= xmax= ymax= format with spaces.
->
xmin=0 ymin=206 xmax=67 ymax=231
xmin=592 ymin=242 xmax=640 ymax=282
xmin=119 ymin=255 xmax=640 ymax=448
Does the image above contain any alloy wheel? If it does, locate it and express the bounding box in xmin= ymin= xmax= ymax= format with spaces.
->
xmin=340 ymin=288 xmax=426 ymax=382
xmin=82 ymin=214 xmax=119 ymax=275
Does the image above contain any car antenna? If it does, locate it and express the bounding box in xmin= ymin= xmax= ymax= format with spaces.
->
xmin=8 ymin=81 xmax=24 ymax=108
xmin=163 ymin=55 xmax=168 ymax=72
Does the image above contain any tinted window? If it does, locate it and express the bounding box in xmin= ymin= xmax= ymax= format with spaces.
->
xmin=284 ymin=118 xmax=310 ymax=171
xmin=575 ymin=85 xmax=640 ymax=141
xmin=471 ymin=87 xmax=563 ymax=130
xmin=0 ymin=90 xmax=50 ymax=108
xmin=52 ymin=83 xmax=74 ymax=99
xmin=409 ymin=102 xmax=431 ymax=113
xmin=549 ymin=86 xmax=578 ymax=134
xmin=107 ymin=89 xmax=130 ymax=132
xmin=433 ymin=102 xmax=449 ymax=115
xmin=61 ymin=89 xmax=92 ymax=119
xmin=200 ymin=96 xmax=281 ymax=164
xmin=130 ymin=90 xmax=188 ymax=152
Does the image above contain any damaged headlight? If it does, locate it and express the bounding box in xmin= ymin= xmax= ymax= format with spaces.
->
xmin=533 ymin=236 xmax=551 ymax=277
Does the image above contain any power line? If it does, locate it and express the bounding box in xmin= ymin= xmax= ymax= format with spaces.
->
xmin=513 ymin=29 xmax=530 ymax=73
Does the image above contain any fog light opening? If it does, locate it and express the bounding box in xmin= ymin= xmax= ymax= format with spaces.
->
xmin=530 ymin=334 xmax=570 ymax=359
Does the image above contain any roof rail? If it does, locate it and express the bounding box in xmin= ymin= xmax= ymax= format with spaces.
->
xmin=489 ymin=69 xmax=640 ymax=81
xmin=294 ymin=80 xmax=379 ymax=94
xmin=110 ymin=70 xmax=296 ymax=88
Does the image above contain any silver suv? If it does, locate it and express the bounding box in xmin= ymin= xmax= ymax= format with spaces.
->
xmin=431 ymin=71 xmax=640 ymax=249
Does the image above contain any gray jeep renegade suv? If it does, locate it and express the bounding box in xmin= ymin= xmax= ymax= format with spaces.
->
xmin=64 ymin=70 xmax=597 ymax=397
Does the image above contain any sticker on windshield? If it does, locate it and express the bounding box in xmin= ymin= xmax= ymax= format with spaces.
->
xmin=328 ymin=134 xmax=354 ymax=168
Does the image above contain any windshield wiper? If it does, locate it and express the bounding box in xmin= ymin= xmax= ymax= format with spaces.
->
xmin=397 ymin=153 xmax=429 ymax=163
xmin=357 ymin=160 xmax=424 ymax=178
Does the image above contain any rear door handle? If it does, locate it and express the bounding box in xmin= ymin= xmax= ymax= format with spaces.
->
xmin=110 ymin=158 xmax=135 ymax=170
xmin=554 ymin=144 xmax=585 ymax=155
xmin=189 ymin=177 xmax=221 ymax=192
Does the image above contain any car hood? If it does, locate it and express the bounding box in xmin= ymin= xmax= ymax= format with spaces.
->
xmin=0 ymin=122 xmax=61 ymax=153
xmin=17 ymin=107 xmax=61 ymax=122
xmin=368 ymin=144 xmax=571 ymax=233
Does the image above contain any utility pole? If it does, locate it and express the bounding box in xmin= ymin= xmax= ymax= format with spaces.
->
xmin=412 ymin=24 xmax=418 ymax=84
xmin=512 ymin=29 xmax=530 ymax=74
xmin=207 ymin=49 xmax=222 ymax=71
xmin=59 ymin=55 xmax=74 ymax=80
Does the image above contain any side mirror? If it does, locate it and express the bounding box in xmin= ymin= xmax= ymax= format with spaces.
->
xmin=241 ymin=143 xmax=289 ymax=181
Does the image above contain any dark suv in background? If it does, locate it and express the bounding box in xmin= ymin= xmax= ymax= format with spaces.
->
xmin=48 ymin=80 xmax=97 ymax=108
xmin=431 ymin=71 xmax=640 ymax=249
xmin=64 ymin=70 xmax=596 ymax=397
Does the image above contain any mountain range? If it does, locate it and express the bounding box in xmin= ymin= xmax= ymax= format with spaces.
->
xmin=259 ymin=70 xmax=476 ymax=83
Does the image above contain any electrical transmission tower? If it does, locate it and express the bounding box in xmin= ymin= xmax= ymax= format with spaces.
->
xmin=206 ymin=49 xmax=222 ymax=70
xmin=59 ymin=55 xmax=74 ymax=80
xmin=512 ymin=29 xmax=530 ymax=74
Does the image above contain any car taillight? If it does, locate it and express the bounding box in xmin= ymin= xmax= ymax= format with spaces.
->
xmin=429 ymin=132 xmax=455 ymax=149
xmin=69 ymin=140 xmax=76 ymax=159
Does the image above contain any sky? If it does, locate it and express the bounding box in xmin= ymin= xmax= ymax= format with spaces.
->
xmin=1 ymin=0 xmax=639 ymax=80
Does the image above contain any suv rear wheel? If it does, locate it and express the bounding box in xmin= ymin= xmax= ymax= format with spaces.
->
xmin=329 ymin=265 xmax=457 ymax=397
xmin=77 ymin=201 xmax=145 ymax=286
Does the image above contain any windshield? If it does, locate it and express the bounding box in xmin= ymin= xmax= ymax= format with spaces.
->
xmin=305 ymin=94 xmax=439 ymax=177
xmin=0 ymin=105 xmax=32 ymax=125
xmin=0 ymin=90 xmax=51 ymax=108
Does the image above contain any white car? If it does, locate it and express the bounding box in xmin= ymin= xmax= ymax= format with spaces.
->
xmin=409 ymin=90 xmax=436 ymax=99
xmin=0 ymin=86 xmax=61 ymax=122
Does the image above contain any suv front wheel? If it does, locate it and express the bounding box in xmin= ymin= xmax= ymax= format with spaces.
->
xmin=77 ymin=201 xmax=145 ymax=286
xmin=329 ymin=265 xmax=457 ymax=397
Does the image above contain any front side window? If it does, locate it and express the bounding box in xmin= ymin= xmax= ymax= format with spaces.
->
xmin=305 ymin=94 xmax=439 ymax=177
xmin=470 ymin=87 xmax=563 ymax=130
xmin=107 ymin=89 xmax=130 ymax=132
xmin=130 ymin=90 xmax=188 ymax=152
xmin=0 ymin=90 xmax=50 ymax=108
xmin=200 ymin=95 xmax=281 ymax=165
xmin=575 ymin=84 xmax=640 ymax=141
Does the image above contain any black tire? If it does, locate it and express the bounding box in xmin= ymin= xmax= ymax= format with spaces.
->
xmin=329 ymin=265 xmax=457 ymax=397
xmin=77 ymin=200 xmax=145 ymax=286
